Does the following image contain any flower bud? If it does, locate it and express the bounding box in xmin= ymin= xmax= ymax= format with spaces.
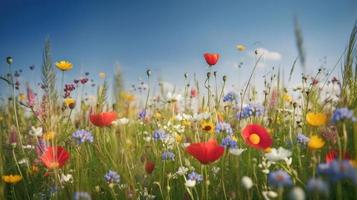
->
xmin=146 ymin=69 xmax=151 ymax=77
xmin=223 ymin=75 xmax=227 ymax=82
xmin=6 ymin=56 xmax=13 ymax=65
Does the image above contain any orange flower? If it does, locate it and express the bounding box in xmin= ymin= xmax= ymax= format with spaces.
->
xmin=2 ymin=174 xmax=22 ymax=184
xmin=306 ymin=112 xmax=327 ymax=126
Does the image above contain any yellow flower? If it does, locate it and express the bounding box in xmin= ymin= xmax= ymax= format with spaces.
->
xmin=283 ymin=94 xmax=292 ymax=102
xmin=55 ymin=60 xmax=73 ymax=71
xmin=99 ymin=72 xmax=106 ymax=79
xmin=236 ymin=44 xmax=246 ymax=51
xmin=182 ymin=119 xmax=191 ymax=127
xmin=63 ymin=98 xmax=76 ymax=109
xmin=29 ymin=165 xmax=39 ymax=175
xmin=306 ymin=112 xmax=327 ymax=126
xmin=264 ymin=147 xmax=272 ymax=153
xmin=43 ymin=131 xmax=56 ymax=141
xmin=18 ymin=93 xmax=26 ymax=101
xmin=154 ymin=112 xmax=162 ymax=119
xmin=175 ymin=134 xmax=183 ymax=143
xmin=201 ymin=121 xmax=215 ymax=133
xmin=120 ymin=92 xmax=136 ymax=102
xmin=350 ymin=160 xmax=357 ymax=167
xmin=2 ymin=174 xmax=22 ymax=184
xmin=308 ymin=135 xmax=325 ymax=150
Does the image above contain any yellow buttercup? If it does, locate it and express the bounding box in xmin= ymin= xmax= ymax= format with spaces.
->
xmin=2 ymin=174 xmax=22 ymax=184
xmin=306 ymin=112 xmax=327 ymax=126
xmin=56 ymin=60 xmax=73 ymax=71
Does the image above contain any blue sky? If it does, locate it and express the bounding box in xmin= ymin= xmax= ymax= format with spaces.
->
xmin=0 ymin=0 xmax=356 ymax=101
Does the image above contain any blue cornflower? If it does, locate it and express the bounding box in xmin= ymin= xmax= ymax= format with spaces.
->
xmin=188 ymin=171 xmax=203 ymax=183
xmin=104 ymin=170 xmax=120 ymax=183
xmin=223 ymin=92 xmax=237 ymax=103
xmin=236 ymin=104 xmax=265 ymax=119
xmin=221 ymin=136 xmax=238 ymax=149
xmin=306 ymin=178 xmax=329 ymax=195
xmin=153 ymin=129 xmax=167 ymax=141
xmin=215 ymin=122 xmax=233 ymax=135
xmin=268 ymin=170 xmax=293 ymax=188
xmin=72 ymin=130 xmax=94 ymax=144
xmin=162 ymin=151 xmax=175 ymax=161
xmin=318 ymin=160 xmax=357 ymax=184
xmin=138 ymin=110 xmax=148 ymax=120
xmin=297 ymin=133 xmax=310 ymax=145
xmin=74 ymin=192 xmax=92 ymax=200
xmin=332 ymin=108 xmax=356 ymax=123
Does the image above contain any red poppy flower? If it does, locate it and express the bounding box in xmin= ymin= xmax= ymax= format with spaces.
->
xmin=242 ymin=124 xmax=272 ymax=150
xmin=204 ymin=53 xmax=220 ymax=66
xmin=190 ymin=88 xmax=198 ymax=98
xmin=186 ymin=139 xmax=224 ymax=165
xmin=325 ymin=150 xmax=350 ymax=163
xmin=40 ymin=146 xmax=70 ymax=169
xmin=145 ymin=160 xmax=155 ymax=174
xmin=90 ymin=111 xmax=117 ymax=127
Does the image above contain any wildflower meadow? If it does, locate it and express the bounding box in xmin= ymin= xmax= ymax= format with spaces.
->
xmin=1 ymin=2 xmax=357 ymax=200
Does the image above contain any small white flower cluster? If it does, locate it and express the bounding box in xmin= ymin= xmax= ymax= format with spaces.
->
xmin=262 ymin=190 xmax=278 ymax=200
xmin=112 ymin=117 xmax=129 ymax=126
xmin=265 ymin=147 xmax=292 ymax=166
xmin=229 ymin=148 xmax=246 ymax=156
xmin=29 ymin=126 xmax=43 ymax=137
xmin=139 ymin=187 xmax=155 ymax=200
xmin=60 ymin=173 xmax=73 ymax=184
xmin=258 ymin=157 xmax=272 ymax=174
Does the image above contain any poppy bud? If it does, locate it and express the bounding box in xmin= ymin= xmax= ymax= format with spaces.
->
xmin=145 ymin=160 xmax=155 ymax=174
xmin=6 ymin=56 xmax=13 ymax=65
xmin=207 ymin=72 xmax=211 ymax=78
xmin=213 ymin=71 xmax=217 ymax=77
xmin=223 ymin=75 xmax=227 ymax=82
xmin=146 ymin=69 xmax=151 ymax=77
xmin=184 ymin=73 xmax=188 ymax=78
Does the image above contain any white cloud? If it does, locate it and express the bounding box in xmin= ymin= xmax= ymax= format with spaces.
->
xmin=254 ymin=48 xmax=282 ymax=61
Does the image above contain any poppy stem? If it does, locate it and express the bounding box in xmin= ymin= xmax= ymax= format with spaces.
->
xmin=239 ymin=55 xmax=263 ymax=126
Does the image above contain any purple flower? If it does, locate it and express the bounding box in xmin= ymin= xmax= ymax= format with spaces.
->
xmin=36 ymin=138 xmax=48 ymax=157
xmin=9 ymin=126 xmax=17 ymax=146
xmin=318 ymin=160 xmax=357 ymax=184
xmin=215 ymin=122 xmax=233 ymax=135
xmin=188 ymin=171 xmax=203 ymax=183
xmin=332 ymin=108 xmax=356 ymax=123
xmin=104 ymin=170 xmax=120 ymax=183
xmin=268 ymin=170 xmax=293 ymax=188
xmin=223 ymin=92 xmax=236 ymax=102
xmin=153 ymin=129 xmax=167 ymax=141
xmin=297 ymin=133 xmax=310 ymax=145
xmin=138 ymin=110 xmax=147 ymax=120
xmin=26 ymin=85 xmax=36 ymax=107
xmin=72 ymin=130 xmax=94 ymax=144
xmin=221 ymin=136 xmax=238 ymax=149
xmin=74 ymin=192 xmax=91 ymax=200
xmin=236 ymin=104 xmax=265 ymax=119
xmin=307 ymin=178 xmax=329 ymax=195
xmin=162 ymin=151 xmax=175 ymax=161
